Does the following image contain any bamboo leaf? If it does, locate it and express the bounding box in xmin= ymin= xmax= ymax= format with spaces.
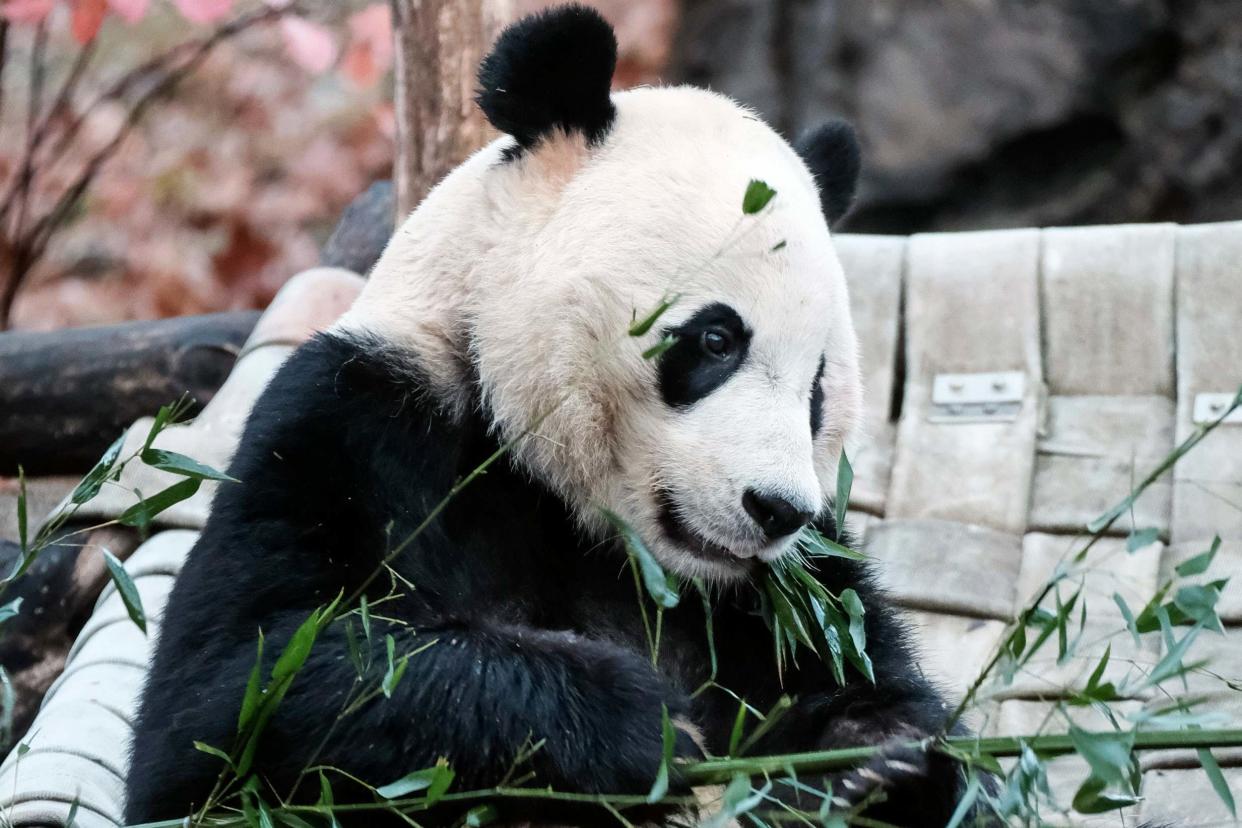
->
xmin=16 ymin=466 xmax=28 ymax=556
xmin=238 ymin=631 xmax=266 ymax=732
xmin=382 ymin=634 xmax=408 ymax=698
xmin=465 ymin=805 xmax=497 ymax=827
xmin=1176 ymin=536 xmax=1221 ymax=577
xmin=193 ymin=740 xmax=235 ymax=770
xmin=797 ymin=526 xmax=865 ymax=561
xmin=70 ymin=435 xmax=125 ymax=504
xmin=742 ymin=180 xmax=777 ymax=215
xmin=603 ymin=509 xmax=680 ymax=609
xmin=629 ymin=294 xmax=680 ymax=337
xmin=642 ymin=333 xmax=678 ymax=361
xmin=140 ymin=448 xmax=238 ymax=482
xmin=1197 ymin=748 xmax=1236 ymax=817
xmin=118 ymin=477 xmax=201 ymax=529
xmin=727 ymin=700 xmax=748 ymax=757
xmin=1125 ymin=527 xmax=1160 ymax=553
xmin=0 ymin=598 xmax=21 ymax=627
xmin=102 ymin=549 xmax=146 ymax=633
xmin=833 ymin=450 xmax=853 ymax=534
xmin=1113 ymin=593 xmax=1141 ymax=648
xmin=647 ymin=705 xmax=674 ymax=803
xmin=377 ymin=758 xmax=455 ymax=803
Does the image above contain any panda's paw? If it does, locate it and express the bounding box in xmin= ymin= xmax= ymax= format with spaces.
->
xmin=830 ymin=738 xmax=933 ymax=810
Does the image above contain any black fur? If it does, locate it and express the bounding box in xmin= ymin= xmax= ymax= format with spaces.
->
xmin=795 ymin=119 xmax=862 ymax=226
xmin=809 ymin=354 xmax=826 ymax=436
xmin=477 ymin=5 xmax=617 ymax=155
xmin=657 ymin=302 xmax=751 ymax=408
xmin=127 ymin=332 xmax=978 ymax=826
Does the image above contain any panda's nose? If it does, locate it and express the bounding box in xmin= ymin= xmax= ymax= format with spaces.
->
xmin=742 ymin=490 xmax=813 ymax=539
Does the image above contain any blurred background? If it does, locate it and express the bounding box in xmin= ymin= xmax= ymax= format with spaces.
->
xmin=1 ymin=0 xmax=1239 ymax=331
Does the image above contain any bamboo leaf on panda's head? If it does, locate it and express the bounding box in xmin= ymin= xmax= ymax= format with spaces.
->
xmin=642 ymin=333 xmax=678 ymax=361
xmin=602 ymin=509 xmax=680 ymax=609
xmin=629 ymin=293 xmax=681 ymax=337
xmin=742 ymin=179 xmax=777 ymax=215
xmin=833 ymin=450 xmax=853 ymax=535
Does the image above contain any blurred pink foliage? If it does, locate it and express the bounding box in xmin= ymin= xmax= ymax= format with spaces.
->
xmin=1 ymin=1 xmax=396 ymax=330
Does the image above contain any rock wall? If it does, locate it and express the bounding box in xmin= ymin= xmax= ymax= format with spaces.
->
xmin=672 ymin=0 xmax=1242 ymax=233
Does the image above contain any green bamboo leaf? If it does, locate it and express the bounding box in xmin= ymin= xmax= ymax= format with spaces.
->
xmin=833 ymin=450 xmax=853 ymax=534
xmin=1113 ymin=593 xmax=1141 ymax=648
xmin=360 ymin=594 xmax=372 ymax=645
xmin=647 ymin=705 xmax=674 ymax=803
xmin=70 ymin=435 xmax=125 ymax=505
xmin=727 ymin=700 xmax=748 ymax=757
xmin=1072 ymin=774 xmax=1140 ymax=814
xmin=797 ymin=526 xmax=865 ymax=561
xmin=1069 ymin=726 xmax=1134 ymax=787
xmin=742 ymin=180 xmax=777 ymax=215
xmin=193 ymin=740 xmax=235 ymax=770
xmin=1145 ymin=624 xmax=1203 ymax=687
xmin=318 ymin=771 xmax=335 ymax=807
xmin=465 ymin=804 xmax=497 ymax=827
xmin=1177 ymin=536 xmax=1222 ymax=577
xmin=142 ymin=402 xmax=178 ymax=454
xmin=377 ymin=758 xmax=455 ymax=802
xmin=1175 ymin=583 xmax=1224 ymax=631
xmin=603 ymin=509 xmax=680 ymax=608
xmin=102 ymin=549 xmax=146 ymax=634
xmin=770 ymin=240 xmax=787 ymax=252
xmin=840 ymin=588 xmax=874 ymax=683
xmin=1087 ymin=644 xmax=1111 ymax=691
xmin=629 ymin=293 xmax=680 ymax=337
xmin=1125 ymin=527 xmax=1160 ymax=553
xmin=272 ymin=608 xmax=324 ymax=682
xmin=642 ymin=333 xmax=678 ymax=361
xmin=0 ymin=598 xmax=21 ymax=627
xmin=118 ymin=477 xmax=201 ymax=529
xmin=382 ymin=634 xmax=408 ymax=698
xmin=16 ymin=466 xmax=28 ymax=556
xmin=140 ymin=448 xmax=238 ymax=482
xmin=238 ymin=630 xmax=266 ymax=732
xmin=66 ymin=797 xmax=79 ymax=828
xmin=945 ymin=773 xmax=981 ymax=828
xmin=1197 ymin=748 xmax=1237 ymax=817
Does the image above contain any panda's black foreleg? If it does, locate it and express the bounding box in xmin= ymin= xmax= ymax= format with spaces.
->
xmin=130 ymin=614 xmax=702 ymax=825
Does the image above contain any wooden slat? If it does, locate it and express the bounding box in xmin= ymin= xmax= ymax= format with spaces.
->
xmin=836 ymin=234 xmax=905 ymax=516
xmin=867 ymin=518 xmax=1021 ymax=619
xmin=1172 ymin=221 xmax=1242 ymax=544
xmin=887 ymin=229 xmax=1042 ymax=533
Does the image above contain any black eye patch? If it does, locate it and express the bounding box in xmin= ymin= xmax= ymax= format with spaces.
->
xmin=656 ymin=303 xmax=751 ymax=408
xmin=809 ymin=355 xmax=826 ymax=436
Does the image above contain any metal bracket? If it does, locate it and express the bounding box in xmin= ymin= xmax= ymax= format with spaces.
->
xmin=930 ymin=371 xmax=1026 ymax=423
xmin=1193 ymin=392 xmax=1242 ymax=425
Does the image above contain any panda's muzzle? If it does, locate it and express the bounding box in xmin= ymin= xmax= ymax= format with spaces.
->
xmin=654 ymin=488 xmax=755 ymax=563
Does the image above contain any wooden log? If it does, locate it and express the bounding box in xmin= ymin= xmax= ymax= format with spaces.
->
xmin=391 ymin=0 xmax=512 ymax=219
xmin=0 ymin=311 xmax=259 ymax=475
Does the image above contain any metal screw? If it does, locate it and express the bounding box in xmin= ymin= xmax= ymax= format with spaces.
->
xmin=949 ymin=382 xmax=964 ymax=393
xmin=1210 ymin=401 xmax=1225 ymax=413
xmin=983 ymin=403 xmax=998 ymax=415
xmin=992 ymin=379 xmax=1007 ymax=392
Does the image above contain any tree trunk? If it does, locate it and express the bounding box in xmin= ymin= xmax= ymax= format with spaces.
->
xmin=390 ymin=0 xmax=513 ymax=221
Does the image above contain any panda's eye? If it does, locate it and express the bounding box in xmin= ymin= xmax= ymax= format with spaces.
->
xmin=700 ymin=328 xmax=733 ymax=358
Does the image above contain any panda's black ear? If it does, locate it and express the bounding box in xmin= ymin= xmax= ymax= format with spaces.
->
xmin=477 ymin=4 xmax=618 ymax=152
xmin=795 ymin=119 xmax=861 ymax=226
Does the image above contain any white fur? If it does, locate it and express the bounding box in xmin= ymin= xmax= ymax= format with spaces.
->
xmin=337 ymin=86 xmax=863 ymax=583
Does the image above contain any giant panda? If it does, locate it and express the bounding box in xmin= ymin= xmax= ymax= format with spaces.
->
xmin=126 ymin=6 xmax=978 ymax=826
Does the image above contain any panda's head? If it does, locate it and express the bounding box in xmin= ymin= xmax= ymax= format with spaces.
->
xmin=344 ymin=5 xmax=864 ymax=583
